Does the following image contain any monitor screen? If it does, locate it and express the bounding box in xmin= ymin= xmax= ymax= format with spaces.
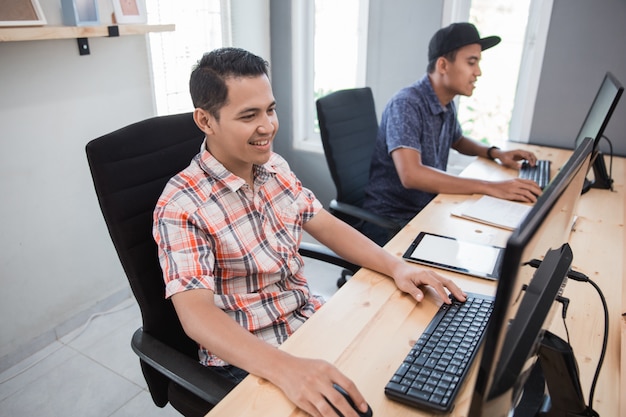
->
xmin=574 ymin=72 xmax=623 ymax=191
xmin=574 ymin=71 xmax=623 ymax=151
xmin=469 ymin=137 xmax=594 ymax=417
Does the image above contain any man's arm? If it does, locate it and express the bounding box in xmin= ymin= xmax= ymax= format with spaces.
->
xmin=391 ymin=145 xmax=541 ymax=203
xmin=171 ymin=288 xmax=370 ymax=417
xmin=304 ymin=209 xmax=466 ymax=304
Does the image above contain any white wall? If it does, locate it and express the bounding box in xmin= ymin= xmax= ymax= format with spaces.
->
xmin=528 ymin=0 xmax=626 ymax=156
xmin=0 ymin=0 xmax=156 ymax=370
xmin=229 ymin=0 xmax=271 ymax=59
xmin=366 ymin=0 xmax=443 ymax=117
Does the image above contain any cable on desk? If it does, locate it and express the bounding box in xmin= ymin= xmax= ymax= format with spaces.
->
xmin=600 ymin=134 xmax=614 ymax=192
xmin=524 ymin=259 xmax=608 ymax=416
xmin=566 ymin=269 xmax=608 ymax=417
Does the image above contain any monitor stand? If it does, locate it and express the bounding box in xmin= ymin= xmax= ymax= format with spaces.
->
xmin=513 ymin=331 xmax=594 ymax=417
xmin=581 ymin=152 xmax=613 ymax=194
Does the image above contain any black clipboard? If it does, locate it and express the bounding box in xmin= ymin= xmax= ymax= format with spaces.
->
xmin=402 ymin=232 xmax=504 ymax=280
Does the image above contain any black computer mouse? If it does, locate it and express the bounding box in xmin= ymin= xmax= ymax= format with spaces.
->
xmin=330 ymin=384 xmax=373 ymax=417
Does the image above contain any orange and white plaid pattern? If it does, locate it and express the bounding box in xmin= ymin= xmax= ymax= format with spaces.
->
xmin=154 ymin=141 xmax=323 ymax=366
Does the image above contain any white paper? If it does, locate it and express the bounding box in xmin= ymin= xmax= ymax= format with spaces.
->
xmin=451 ymin=195 xmax=531 ymax=230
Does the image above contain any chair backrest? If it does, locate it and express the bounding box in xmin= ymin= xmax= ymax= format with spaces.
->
xmin=316 ymin=87 xmax=379 ymax=210
xmin=86 ymin=112 xmax=204 ymax=403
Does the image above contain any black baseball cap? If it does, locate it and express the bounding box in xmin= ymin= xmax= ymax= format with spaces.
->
xmin=428 ymin=22 xmax=501 ymax=62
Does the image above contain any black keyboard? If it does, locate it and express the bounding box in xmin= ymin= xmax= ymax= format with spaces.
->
xmin=384 ymin=293 xmax=494 ymax=413
xmin=519 ymin=159 xmax=551 ymax=189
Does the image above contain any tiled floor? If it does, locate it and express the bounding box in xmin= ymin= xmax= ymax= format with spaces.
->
xmin=0 ymin=258 xmax=343 ymax=417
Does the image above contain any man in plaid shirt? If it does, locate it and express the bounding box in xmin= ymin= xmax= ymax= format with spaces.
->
xmin=153 ymin=47 xmax=466 ymax=417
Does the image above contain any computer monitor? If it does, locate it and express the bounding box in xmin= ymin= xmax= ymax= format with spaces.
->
xmin=469 ymin=137 xmax=595 ymax=417
xmin=574 ymin=71 xmax=623 ymax=191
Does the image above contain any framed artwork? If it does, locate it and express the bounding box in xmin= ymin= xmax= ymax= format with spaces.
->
xmin=61 ymin=0 xmax=100 ymax=26
xmin=0 ymin=0 xmax=47 ymax=27
xmin=111 ymin=0 xmax=147 ymax=24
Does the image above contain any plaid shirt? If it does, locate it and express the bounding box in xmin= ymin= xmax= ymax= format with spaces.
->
xmin=153 ymin=141 xmax=323 ymax=366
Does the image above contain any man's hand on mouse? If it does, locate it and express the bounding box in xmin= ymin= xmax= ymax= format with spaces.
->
xmin=269 ymin=354 xmax=370 ymax=416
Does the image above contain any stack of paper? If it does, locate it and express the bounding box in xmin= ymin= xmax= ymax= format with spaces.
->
xmin=451 ymin=195 xmax=531 ymax=230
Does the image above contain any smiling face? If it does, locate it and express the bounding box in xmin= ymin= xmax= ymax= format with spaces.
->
xmin=194 ymin=74 xmax=278 ymax=183
xmin=433 ymin=43 xmax=483 ymax=105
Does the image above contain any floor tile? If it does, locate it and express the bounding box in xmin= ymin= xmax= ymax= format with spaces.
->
xmin=61 ymin=299 xmax=140 ymax=352
xmin=0 ymin=353 xmax=141 ymax=417
xmin=304 ymin=257 xmax=343 ymax=301
xmin=111 ymin=391 xmax=183 ymax=417
xmin=0 ymin=343 xmax=75 ymax=403
xmin=82 ymin=316 xmax=146 ymax=388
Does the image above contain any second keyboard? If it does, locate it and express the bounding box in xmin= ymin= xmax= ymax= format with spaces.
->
xmin=519 ymin=159 xmax=551 ymax=189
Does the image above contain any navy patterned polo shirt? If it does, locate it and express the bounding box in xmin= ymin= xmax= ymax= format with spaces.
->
xmin=363 ymin=74 xmax=463 ymax=223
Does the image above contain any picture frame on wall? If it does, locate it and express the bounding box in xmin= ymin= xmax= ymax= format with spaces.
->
xmin=0 ymin=0 xmax=47 ymax=27
xmin=61 ymin=0 xmax=100 ymax=26
xmin=111 ymin=0 xmax=147 ymax=24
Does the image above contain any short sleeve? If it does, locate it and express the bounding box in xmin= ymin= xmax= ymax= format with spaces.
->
xmin=153 ymin=202 xmax=216 ymax=299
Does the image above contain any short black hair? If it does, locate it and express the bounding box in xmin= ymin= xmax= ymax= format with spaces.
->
xmin=189 ymin=47 xmax=269 ymax=119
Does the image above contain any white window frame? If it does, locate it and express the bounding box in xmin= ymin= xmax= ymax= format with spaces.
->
xmin=508 ymin=0 xmax=554 ymax=142
xmin=291 ymin=0 xmax=369 ymax=152
xmin=292 ymin=0 xmax=317 ymax=152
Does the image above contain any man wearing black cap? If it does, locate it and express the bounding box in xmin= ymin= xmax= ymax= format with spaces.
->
xmin=361 ymin=22 xmax=542 ymax=246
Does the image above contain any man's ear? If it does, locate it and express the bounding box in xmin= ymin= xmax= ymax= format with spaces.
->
xmin=436 ymin=56 xmax=449 ymax=74
xmin=193 ymin=108 xmax=215 ymax=135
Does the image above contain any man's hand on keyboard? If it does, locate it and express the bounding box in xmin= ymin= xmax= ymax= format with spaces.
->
xmin=495 ymin=148 xmax=538 ymax=170
xmin=391 ymin=263 xmax=467 ymax=305
xmin=488 ymin=178 xmax=542 ymax=203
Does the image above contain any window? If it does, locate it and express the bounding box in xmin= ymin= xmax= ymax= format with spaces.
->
xmin=456 ymin=0 xmax=532 ymax=146
xmin=146 ymin=0 xmax=226 ymax=116
xmin=292 ymin=0 xmax=369 ymax=151
xmin=446 ymin=0 xmax=552 ymax=145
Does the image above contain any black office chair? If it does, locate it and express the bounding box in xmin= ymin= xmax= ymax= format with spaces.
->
xmin=85 ymin=112 xmax=359 ymax=417
xmin=316 ymin=87 xmax=401 ymax=284
xmin=316 ymin=87 xmax=401 ymax=232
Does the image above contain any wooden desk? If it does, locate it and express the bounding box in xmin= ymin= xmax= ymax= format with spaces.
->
xmin=207 ymin=144 xmax=624 ymax=417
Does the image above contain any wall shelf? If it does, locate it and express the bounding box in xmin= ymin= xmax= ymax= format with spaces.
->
xmin=0 ymin=24 xmax=174 ymax=55
xmin=0 ymin=24 xmax=174 ymax=42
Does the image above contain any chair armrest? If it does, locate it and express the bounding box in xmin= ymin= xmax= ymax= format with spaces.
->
xmin=298 ymin=241 xmax=360 ymax=274
xmin=131 ymin=328 xmax=236 ymax=405
xmin=329 ymin=200 xmax=401 ymax=231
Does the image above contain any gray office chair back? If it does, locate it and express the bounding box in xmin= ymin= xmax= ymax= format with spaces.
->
xmin=316 ymin=87 xmax=400 ymax=231
xmin=317 ymin=87 xmax=377 ymax=217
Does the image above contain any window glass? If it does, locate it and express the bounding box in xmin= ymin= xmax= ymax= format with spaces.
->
xmin=314 ymin=0 xmax=363 ymax=100
xmin=293 ymin=0 xmax=368 ymax=149
xmin=457 ymin=0 xmax=531 ymax=145
xmin=146 ymin=0 xmax=224 ymax=115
